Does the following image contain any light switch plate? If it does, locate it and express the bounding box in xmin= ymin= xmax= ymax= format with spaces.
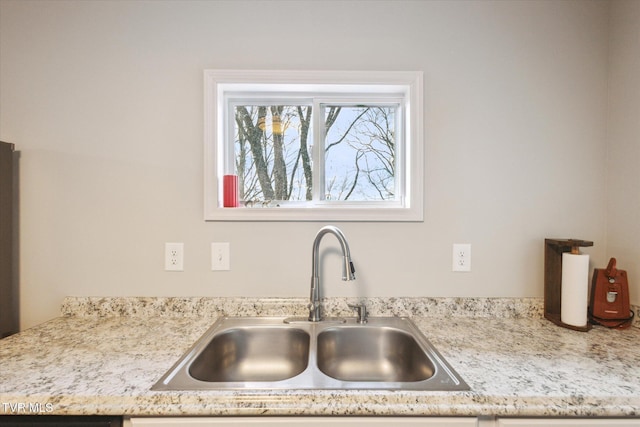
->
xmin=211 ymin=242 xmax=230 ymax=271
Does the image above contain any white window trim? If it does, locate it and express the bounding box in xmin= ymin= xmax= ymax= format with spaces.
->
xmin=204 ymin=70 xmax=424 ymax=222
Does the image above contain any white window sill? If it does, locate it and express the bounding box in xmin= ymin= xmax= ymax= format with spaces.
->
xmin=206 ymin=205 xmax=423 ymax=222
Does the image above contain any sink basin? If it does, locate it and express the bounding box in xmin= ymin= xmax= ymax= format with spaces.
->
xmin=317 ymin=326 xmax=435 ymax=382
xmin=152 ymin=317 xmax=468 ymax=391
xmin=189 ymin=327 xmax=310 ymax=382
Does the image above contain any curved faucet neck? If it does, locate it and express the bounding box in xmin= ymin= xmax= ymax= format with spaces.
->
xmin=311 ymin=226 xmax=352 ymax=279
xmin=309 ymin=226 xmax=356 ymax=322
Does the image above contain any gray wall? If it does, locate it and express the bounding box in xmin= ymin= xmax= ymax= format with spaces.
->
xmin=607 ymin=0 xmax=640 ymax=312
xmin=1 ymin=0 xmax=632 ymax=329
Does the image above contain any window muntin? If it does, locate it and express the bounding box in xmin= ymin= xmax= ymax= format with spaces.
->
xmin=204 ymin=70 xmax=423 ymax=221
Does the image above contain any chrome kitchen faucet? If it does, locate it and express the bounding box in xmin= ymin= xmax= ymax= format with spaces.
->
xmin=308 ymin=226 xmax=356 ymax=322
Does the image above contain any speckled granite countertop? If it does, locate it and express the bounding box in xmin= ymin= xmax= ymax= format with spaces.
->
xmin=1 ymin=297 xmax=639 ymax=418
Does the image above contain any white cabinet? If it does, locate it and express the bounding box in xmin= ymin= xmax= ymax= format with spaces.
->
xmin=125 ymin=418 xmax=480 ymax=427
xmin=125 ymin=417 xmax=640 ymax=427
xmin=496 ymin=419 xmax=640 ymax=427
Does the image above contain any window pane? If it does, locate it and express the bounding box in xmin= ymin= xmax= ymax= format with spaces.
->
xmin=234 ymin=105 xmax=313 ymax=203
xmin=324 ymin=105 xmax=397 ymax=201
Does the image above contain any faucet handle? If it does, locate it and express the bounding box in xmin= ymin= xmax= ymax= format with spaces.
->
xmin=348 ymin=302 xmax=368 ymax=324
xmin=308 ymin=301 xmax=321 ymax=322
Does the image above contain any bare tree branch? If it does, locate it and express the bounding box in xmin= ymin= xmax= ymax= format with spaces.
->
xmin=235 ymin=106 xmax=275 ymax=200
xmin=297 ymin=106 xmax=313 ymax=200
xmin=325 ymin=107 xmax=369 ymax=152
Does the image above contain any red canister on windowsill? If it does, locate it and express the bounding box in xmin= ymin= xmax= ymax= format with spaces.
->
xmin=223 ymin=175 xmax=239 ymax=207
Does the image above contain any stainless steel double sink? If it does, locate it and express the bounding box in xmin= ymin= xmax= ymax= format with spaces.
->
xmin=152 ymin=316 xmax=469 ymax=391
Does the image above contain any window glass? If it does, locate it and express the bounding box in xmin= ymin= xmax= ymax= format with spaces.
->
xmin=233 ymin=104 xmax=313 ymax=203
xmin=323 ymin=105 xmax=398 ymax=202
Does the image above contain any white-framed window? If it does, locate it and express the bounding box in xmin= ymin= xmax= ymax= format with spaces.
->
xmin=204 ymin=70 xmax=423 ymax=221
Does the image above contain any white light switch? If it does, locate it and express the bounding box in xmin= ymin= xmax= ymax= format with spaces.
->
xmin=211 ymin=242 xmax=230 ymax=271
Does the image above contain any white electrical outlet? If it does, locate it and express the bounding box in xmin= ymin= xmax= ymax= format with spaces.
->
xmin=165 ymin=242 xmax=184 ymax=271
xmin=452 ymin=243 xmax=471 ymax=272
xmin=211 ymin=242 xmax=230 ymax=271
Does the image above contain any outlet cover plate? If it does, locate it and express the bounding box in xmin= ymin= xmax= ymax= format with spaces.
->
xmin=452 ymin=243 xmax=471 ymax=272
xmin=165 ymin=242 xmax=184 ymax=271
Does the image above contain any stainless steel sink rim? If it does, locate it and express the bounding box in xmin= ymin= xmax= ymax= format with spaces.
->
xmin=152 ymin=316 xmax=469 ymax=391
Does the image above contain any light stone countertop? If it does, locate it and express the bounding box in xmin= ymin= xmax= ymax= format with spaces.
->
xmin=0 ymin=297 xmax=639 ymax=418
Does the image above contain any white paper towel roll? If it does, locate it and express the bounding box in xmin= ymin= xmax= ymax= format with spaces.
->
xmin=560 ymin=252 xmax=590 ymax=327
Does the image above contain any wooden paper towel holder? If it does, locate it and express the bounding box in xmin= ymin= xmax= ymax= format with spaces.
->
xmin=544 ymin=238 xmax=593 ymax=332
